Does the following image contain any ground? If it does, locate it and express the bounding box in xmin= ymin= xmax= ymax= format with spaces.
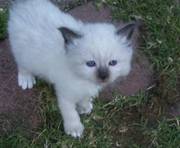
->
xmin=0 ymin=0 xmax=180 ymax=147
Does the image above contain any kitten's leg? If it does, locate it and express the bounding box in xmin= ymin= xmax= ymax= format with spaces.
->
xmin=57 ymin=97 xmax=84 ymax=138
xmin=77 ymin=98 xmax=93 ymax=115
xmin=18 ymin=67 xmax=36 ymax=90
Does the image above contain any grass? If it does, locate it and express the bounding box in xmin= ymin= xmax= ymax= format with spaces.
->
xmin=0 ymin=8 xmax=8 ymax=40
xmin=0 ymin=0 xmax=180 ymax=147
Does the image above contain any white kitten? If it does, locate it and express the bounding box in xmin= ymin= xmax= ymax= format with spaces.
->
xmin=8 ymin=0 xmax=137 ymax=138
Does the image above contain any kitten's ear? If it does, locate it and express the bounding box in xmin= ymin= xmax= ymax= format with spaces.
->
xmin=58 ymin=27 xmax=82 ymax=44
xmin=116 ymin=21 xmax=139 ymax=40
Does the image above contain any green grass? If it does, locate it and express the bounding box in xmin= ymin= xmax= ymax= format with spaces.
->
xmin=0 ymin=0 xmax=180 ymax=147
xmin=0 ymin=8 xmax=8 ymax=40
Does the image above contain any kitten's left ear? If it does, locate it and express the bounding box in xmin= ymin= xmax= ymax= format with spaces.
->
xmin=58 ymin=27 xmax=82 ymax=45
xmin=116 ymin=20 xmax=141 ymax=40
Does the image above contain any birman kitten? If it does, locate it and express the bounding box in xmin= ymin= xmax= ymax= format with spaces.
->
xmin=8 ymin=0 xmax=138 ymax=137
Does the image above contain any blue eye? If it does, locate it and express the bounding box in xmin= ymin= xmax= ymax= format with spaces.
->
xmin=109 ymin=60 xmax=117 ymax=66
xmin=86 ymin=60 xmax=96 ymax=67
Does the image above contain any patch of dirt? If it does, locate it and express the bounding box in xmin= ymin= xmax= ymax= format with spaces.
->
xmin=0 ymin=39 xmax=41 ymax=135
xmin=0 ymin=0 xmax=10 ymax=8
xmin=69 ymin=1 xmax=112 ymax=22
xmin=53 ymin=0 xmax=92 ymax=10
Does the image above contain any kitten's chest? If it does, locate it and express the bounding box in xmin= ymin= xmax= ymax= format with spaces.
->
xmin=72 ymin=80 xmax=102 ymax=100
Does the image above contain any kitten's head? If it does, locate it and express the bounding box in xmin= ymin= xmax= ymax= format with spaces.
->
xmin=59 ymin=22 xmax=138 ymax=86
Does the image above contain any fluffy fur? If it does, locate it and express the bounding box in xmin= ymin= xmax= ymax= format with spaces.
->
xmin=8 ymin=0 xmax=135 ymax=137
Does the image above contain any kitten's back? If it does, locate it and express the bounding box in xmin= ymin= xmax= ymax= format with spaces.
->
xmin=8 ymin=0 xmax=77 ymax=77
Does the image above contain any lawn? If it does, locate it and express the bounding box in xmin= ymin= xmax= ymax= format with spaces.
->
xmin=0 ymin=0 xmax=180 ymax=147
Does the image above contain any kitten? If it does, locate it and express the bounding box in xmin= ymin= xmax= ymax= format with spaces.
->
xmin=8 ymin=0 xmax=137 ymax=138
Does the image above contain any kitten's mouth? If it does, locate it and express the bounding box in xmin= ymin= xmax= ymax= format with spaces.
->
xmin=96 ymin=79 xmax=110 ymax=86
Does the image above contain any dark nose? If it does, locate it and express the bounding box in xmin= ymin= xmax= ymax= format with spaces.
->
xmin=97 ymin=67 xmax=109 ymax=81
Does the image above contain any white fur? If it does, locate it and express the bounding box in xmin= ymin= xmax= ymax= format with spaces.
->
xmin=8 ymin=0 xmax=133 ymax=138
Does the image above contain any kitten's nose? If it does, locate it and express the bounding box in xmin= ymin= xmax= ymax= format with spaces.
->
xmin=97 ymin=67 xmax=109 ymax=81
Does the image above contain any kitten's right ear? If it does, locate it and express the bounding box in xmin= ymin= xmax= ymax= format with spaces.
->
xmin=58 ymin=27 xmax=82 ymax=45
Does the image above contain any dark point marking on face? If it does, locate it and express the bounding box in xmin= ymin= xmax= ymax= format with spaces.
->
xmin=97 ymin=67 xmax=110 ymax=81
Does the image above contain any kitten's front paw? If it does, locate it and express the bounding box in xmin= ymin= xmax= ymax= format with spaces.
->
xmin=18 ymin=71 xmax=36 ymax=90
xmin=64 ymin=121 xmax=84 ymax=138
xmin=77 ymin=101 xmax=93 ymax=115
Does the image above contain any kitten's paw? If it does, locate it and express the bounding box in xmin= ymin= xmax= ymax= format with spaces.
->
xmin=18 ymin=71 xmax=36 ymax=90
xmin=64 ymin=121 xmax=84 ymax=138
xmin=77 ymin=101 xmax=93 ymax=115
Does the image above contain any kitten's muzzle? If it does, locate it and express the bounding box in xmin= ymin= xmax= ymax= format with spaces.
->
xmin=97 ymin=67 xmax=110 ymax=82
